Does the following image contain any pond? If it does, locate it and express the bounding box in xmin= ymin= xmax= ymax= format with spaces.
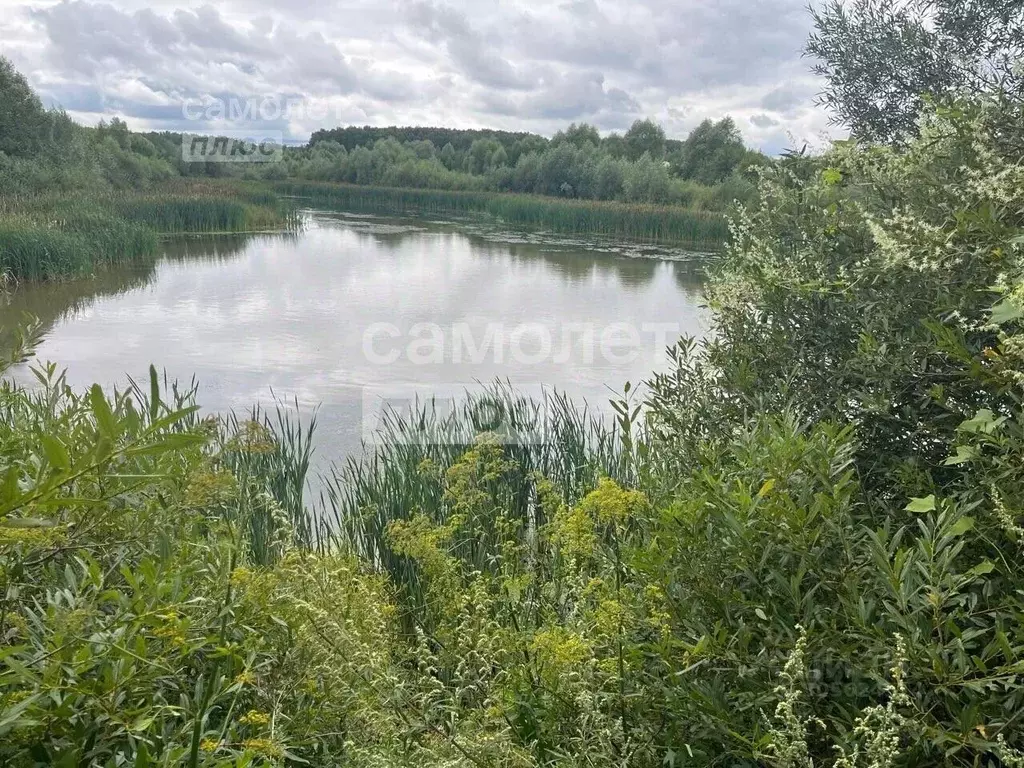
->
xmin=0 ymin=209 xmax=710 ymax=471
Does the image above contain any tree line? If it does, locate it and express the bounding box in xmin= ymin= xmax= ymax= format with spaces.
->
xmin=0 ymin=57 xmax=766 ymax=212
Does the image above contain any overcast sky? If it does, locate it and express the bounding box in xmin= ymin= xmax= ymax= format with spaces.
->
xmin=0 ymin=0 xmax=836 ymax=153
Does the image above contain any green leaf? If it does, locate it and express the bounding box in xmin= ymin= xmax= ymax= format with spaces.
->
xmin=40 ymin=434 xmax=71 ymax=471
xmin=90 ymin=384 xmax=118 ymax=439
xmin=135 ymin=741 xmax=151 ymax=768
xmin=1 ymin=467 xmax=21 ymax=503
xmin=143 ymin=406 xmax=200 ymax=437
xmin=754 ymin=608 xmax=767 ymax=621
xmin=905 ymin=495 xmax=936 ymax=513
xmin=967 ymin=560 xmax=995 ymax=578
xmin=1 ymin=517 xmax=58 ymax=529
xmin=129 ymin=715 xmax=155 ymax=733
xmin=958 ymin=409 xmax=1005 ymax=435
xmin=822 ymin=167 xmax=842 ymax=186
xmin=149 ymin=364 xmax=161 ymax=422
xmin=949 ymin=516 xmax=976 ymax=537
xmin=990 ymin=299 xmax=1023 ymax=325
xmin=0 ymin=692 xmax=41 ymax=735
xmin=944 ymin=445 xmax=979 ymax=466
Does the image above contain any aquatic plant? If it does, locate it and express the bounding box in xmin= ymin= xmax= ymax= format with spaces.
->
xmin=276 ymin=181 xmax=729 ymax=247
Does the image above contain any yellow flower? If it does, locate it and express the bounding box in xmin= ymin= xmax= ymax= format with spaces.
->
xmin=242 ymin=738 xmax=283 ymax=759
xmin=230 ymin=567 xmax=253 ymax=586
xmin=239 ymin=710 xmax=271 ymax=727
xmin=199 ymin=738 xmax=219 ymax=753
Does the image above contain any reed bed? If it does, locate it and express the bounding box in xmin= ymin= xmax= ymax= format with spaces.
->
xmin=277 ymin=181 xmax=729 ymax=246
xmin=111 ymin=181 xmax=300 ymax=233
xmin=488 ymin=194 xmax=729 ymax=244
xmin=0 ymin=184 xmax=298 ymax=281
xmin=220 ymin=403 xmax=319 ymax=563
xmin=0 ymin=210 xmax=157 ymax=281
xmin=313 ymin=384 xmax=633 ymax=611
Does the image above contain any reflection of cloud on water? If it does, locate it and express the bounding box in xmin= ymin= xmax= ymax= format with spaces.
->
xmin=0 ymin=209 xmax=709 ymax=473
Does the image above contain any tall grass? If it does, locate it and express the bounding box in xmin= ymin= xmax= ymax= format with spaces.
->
xmin=0 ymin=211 xmax=158 ymax=281
xmin=277 ymin=181 xmax=730 ymax=246
xmin=314 ymin=384 xmax=632 ymax=611
xmin=487 ymin=194 xmax=729 ymax=244
xmin=221 ymin=403 xmax=318 ymax=563
xmin=112 ymin=182 xmax=300 ymax=233
xmin=0 ymin=183 xmax=298 ymax=281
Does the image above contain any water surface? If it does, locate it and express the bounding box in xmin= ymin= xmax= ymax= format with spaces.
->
xmin=1 ymin=210 xmax=709 ymax=469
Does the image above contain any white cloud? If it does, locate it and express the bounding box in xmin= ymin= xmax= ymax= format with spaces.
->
xmin=0 ymin=0 xmax=839 ymax=150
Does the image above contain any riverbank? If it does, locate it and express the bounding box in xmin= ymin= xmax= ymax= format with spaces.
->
xmin=0 ymin=178 xmax=726 ymax=283
xmin=276 ymin=181 xmax=730 ymax=247
xmin=0 ymin=181 xmax=299 ymax=281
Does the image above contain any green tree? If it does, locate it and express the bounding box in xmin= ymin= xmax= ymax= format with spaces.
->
xmin=807 ymin=0 xmax=1024 ymax=142
xmin=439 ymin=142 xmax=457 ymax=170
xmin=0 ymin=56 xmax=48 ymax=157
xmin=624 ymin=118 xmax=666 ymax=161
xmin=508 ymin=134 xmax=547 ymax=165
xmin=673 ymin=117 xmax=746 ymax=184
xmin=553 ymin=122 xmax=601 ymax=148
xmin=490 ymin=144 xmax=508 ymax=169
xmin=465 ymin=138 xmax=502 ymax=174
xmin=621 ymin=152 xmax=671 ymax=202
xmin=602 ymin=132 xmax=627 ymax=158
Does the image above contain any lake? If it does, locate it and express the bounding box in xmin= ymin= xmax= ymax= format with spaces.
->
xmin=0 ymin=209 xmax=710 ymax=472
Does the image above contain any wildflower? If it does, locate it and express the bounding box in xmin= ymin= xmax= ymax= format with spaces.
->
xmin=199 ymin=738 xmax=219 ymax=753
xmin=185 ymin=468 xmax=237 ymax=508
xmin=239 ymin=710 xmax=271 ymax=727
xmin=242 ymin=738 xmax=283 ymax=759
xmin=227 ymin=421 xmax=277 ymax=454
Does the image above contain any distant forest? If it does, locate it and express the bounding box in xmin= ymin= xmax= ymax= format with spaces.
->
xmin=1 ymin=53 xmax=765 ymax=210
xmin=310 ymin=123 xmax=689 ymax=155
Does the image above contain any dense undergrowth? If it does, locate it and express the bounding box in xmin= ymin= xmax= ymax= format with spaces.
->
xmin=3 ymin=96 xmax=1024 ymax=767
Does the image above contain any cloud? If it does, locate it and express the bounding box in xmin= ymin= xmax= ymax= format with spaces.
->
xmin=0 ymin=0 xmax=839 ymax=150
xmin=761 ymin=81 xmax=819 ymax=116
xmin=750 ymin=113 xmax=780 ymax=129
xmin=482 ymin=71 xmax=639 ymax=125
xmin=405 ymin=1 xmax=535 ymax=90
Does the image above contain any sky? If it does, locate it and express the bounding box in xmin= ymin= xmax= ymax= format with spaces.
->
xmin=0 ymin=0 xmax=837 ymax=153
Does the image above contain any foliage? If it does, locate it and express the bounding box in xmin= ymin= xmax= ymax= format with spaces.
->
xmin=623 ymin=119 xmax=667 ymax=161
xmin=670 ymin=117 xmax=751 ymax=185
xmin=0 ymin=57 xmax=71 ymax=160
xmin=8 ymin=11 xmax=1024 ymax=768
xmin=310 ymin=124 xmax=540 ymax=156
xmin=0 ymin=56 xmax=761 ymax=251
xmin=807 ymin=0 xmax=1024 ymax=142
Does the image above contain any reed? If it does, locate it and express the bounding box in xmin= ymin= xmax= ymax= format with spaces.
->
xmin=276 ymin=181 xmax=729 ymax=246
xmin=0 ymin=211 xmax=157 ymax=281
xmin=113 ymin=185 xmax=300 ymax=234
xmin=314 ymin=383 xmax=633 ymax=609
xmin=220 ymin=403 xmax=319 ymax=563
xmin=0 ymin=184 xmax=298 ymax=281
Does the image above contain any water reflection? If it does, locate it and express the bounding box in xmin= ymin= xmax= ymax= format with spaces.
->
xmin=159 ymin=233 xmax=268 ymax=263
xmin=0 ymin=210 xmax=710 ymax=470
xmin=312 ymin=210 xmax=708 ymax=295
xmin=0 ymin=233 xmax=260 ymax=350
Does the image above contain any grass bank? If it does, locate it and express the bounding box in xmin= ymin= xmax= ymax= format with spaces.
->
xmin=276 ymin=181 xmax=730 ymax=246
xmin=0 ymin=181 xmax=298 ymax=281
